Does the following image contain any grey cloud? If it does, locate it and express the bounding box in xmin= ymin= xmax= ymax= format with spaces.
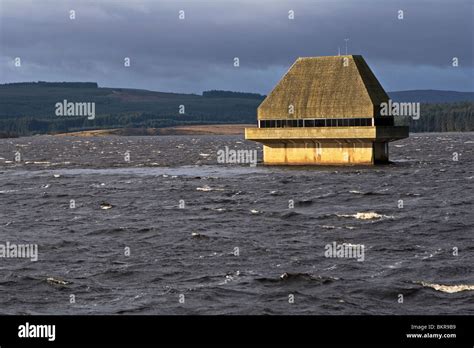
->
xmin=1 ymin=0 xmax=472 ymax=93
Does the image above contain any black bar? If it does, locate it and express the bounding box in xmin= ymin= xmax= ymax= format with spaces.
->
xmin=0 ymin=315 xmax=472 ymax=346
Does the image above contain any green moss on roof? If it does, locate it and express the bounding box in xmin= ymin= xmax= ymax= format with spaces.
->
xmin=258 ymin=55 xmax=389 ymax=119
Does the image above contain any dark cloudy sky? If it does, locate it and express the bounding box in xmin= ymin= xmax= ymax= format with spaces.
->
xmin=1 ymin=0 xmax=473 ymax=94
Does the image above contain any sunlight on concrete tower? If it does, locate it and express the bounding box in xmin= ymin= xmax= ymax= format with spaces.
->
xmin=245 ymin=55 xmax=409 ymax=165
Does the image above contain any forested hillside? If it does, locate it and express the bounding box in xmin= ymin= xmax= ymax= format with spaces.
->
xmin=0 ymin=82 xmax=472 ymax=137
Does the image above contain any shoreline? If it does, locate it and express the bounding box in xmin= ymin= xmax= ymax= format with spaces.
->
xmin=53 ymin=124 xmax=255 ymax=137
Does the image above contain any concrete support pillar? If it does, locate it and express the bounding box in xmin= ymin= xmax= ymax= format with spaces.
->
xmin=373 ymin=142 xmax=389 ymax=163
xmin=263 ymin=141 xmax=374 ymax=165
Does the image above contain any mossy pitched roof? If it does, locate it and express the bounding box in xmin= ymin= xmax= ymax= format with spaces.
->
xmin=258 ymin=55 xmax=389 ymax=119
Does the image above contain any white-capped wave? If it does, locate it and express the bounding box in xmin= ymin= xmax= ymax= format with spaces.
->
xmin=419 ymin=281 xmax=474 ymax=293
xmin=337 ymin=212 xmax=393 ymax=220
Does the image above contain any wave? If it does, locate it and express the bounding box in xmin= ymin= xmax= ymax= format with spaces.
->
xmin=46 ymin=277 xmax=71 ymax=286
xmin=196 ymin=185 xmax=225 ymax=192
xmin=414 ymin=249 xmax=443 ymax=260
xmin=280 ymin=211 xmax=300 ymax=219
xmin=295 ymin=199 xmax=313 ymax=207
xmin=321 ymin=225 xmax=336 ymax=229
xmin=85 ymin=227 xmax=130 ymax=236
xmin=196 ymin=185 xmax=212 ymax=192
xmin=256 ymin=272 xmax=337 ymax=284
xmin=218 ymin=271 xmax=241 ymax=285
xmin=349 ymin=190 xmax=389 ymax=196
xmin=337 ymin=212 xmax=393 ymax=220
xmin=417 ymin=281 xmax=474 ymax=293
xmin=191 ymin=232 xmax=210 ymax=239
xmin=320 ymin=225 xmax=355 ymax=230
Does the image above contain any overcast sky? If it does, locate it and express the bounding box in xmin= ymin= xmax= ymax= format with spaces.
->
xmin=1 ymin=0 xmax=473 ymax=94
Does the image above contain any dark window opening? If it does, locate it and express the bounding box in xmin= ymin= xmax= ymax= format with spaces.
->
xmin=258 ymin=118 xmax=375 ymax=128
xmin=374 ymin=116 xmax=394 ymax=126
xmin=315 ymin=119 xmax=325 ymax=127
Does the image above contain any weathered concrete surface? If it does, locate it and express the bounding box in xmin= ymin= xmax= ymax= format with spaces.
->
xmin=258 ymin=56 xmax=389 ymax=119
xmin=245 ymin=126 xmax=408 ymax=142
xmin=373 ymin=142 xmax=389 ymax=163
xmin=262 ymin=141 xmax=378 ymax=165
xmin=245 ymin=55 xmax=409 ymax=165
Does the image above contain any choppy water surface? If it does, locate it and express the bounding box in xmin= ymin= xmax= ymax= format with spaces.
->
xmin=0 ymin=133 xmax=472 ymax=314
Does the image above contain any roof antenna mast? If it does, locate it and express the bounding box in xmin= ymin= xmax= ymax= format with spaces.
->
xmin=344 ymin=38 xmax=349 ymax=55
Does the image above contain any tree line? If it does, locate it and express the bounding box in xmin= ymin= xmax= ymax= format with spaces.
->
xmin=0 ymin=102 xmax=472 ymax=138
xmin=395 ymin=102 xmax=473 ymax=132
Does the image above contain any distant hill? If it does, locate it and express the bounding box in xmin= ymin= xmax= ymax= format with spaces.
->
xmin=0 ymin=83 xmax=261 ymax=136
xmin=3 ymin=81 xmax=99 ymax=89
xmin=202 ymin=90 xmax=265 ymax=99
xmin=0 ymin=82 xmax=472 ymax=136
xmin=388 ymin=90 xmax=474 ymax=103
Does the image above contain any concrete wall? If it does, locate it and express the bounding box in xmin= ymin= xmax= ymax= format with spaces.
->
xmin=246 ymin=127 xmax=377 ymax=141
xmin=263 ymin=141 xmax=374 ymax=165
xmin=373 ymin=142 xmax=389 ymax=163
xmin=245 ymin=126 xmax=409 ymax=142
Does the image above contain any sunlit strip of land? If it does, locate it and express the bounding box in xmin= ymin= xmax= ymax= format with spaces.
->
xmin=54 ymin=124 xmax=256 ymax=137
